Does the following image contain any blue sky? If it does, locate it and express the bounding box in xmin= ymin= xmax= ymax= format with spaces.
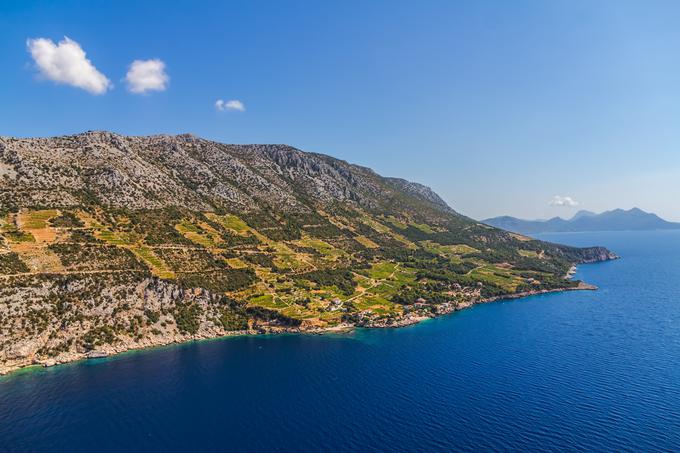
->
xmin=2 ymin=0 xmax=679 ymax=221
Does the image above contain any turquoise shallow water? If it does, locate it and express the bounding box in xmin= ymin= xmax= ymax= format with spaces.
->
xmin=1 ymin=230 xmax=680 ymax=452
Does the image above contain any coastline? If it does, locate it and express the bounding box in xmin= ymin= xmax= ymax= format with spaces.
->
xmin=0 ymin=278 xmax=599 ymax=378
xmin=361 ymin=280 xmax=597 ymax=329
xmin=0 ymin=323 xmax=355 ymax=378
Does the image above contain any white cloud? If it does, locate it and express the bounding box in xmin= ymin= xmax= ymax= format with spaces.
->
xmin=125 ymin=59 xmax=169 ymax=94
xmin=215 ymin=99 xmax=245 ymax=111
xmin=549 ymin=195 xmax=580 ymax=207
xmin=26 ymin=36 xmax=112 ymax=94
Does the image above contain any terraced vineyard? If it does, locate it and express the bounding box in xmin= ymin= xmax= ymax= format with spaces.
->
xmin=0 ymin=207 xmax=509 ymax=324
xmin=0 ymin=132 xmax=616 ymax=373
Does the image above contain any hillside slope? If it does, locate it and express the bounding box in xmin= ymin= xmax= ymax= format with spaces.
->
xmin=0 ymin=132 xmax=616 ymax=374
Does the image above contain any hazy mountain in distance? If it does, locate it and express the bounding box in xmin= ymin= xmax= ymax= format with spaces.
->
xmin=484 ymin=208 xmax=680 ymax=234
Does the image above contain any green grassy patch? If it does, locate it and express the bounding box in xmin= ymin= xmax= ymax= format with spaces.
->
xmin=1 ymin=215 xmax=35 ymax=243
xmin=95 ymin=229 xmax=140 ymax=246
xmin=384 ymin=216 xmax=408 ymax=230
xmin=248 ymin=294 xmax=277 ymax=308
xmin=420 ymin=240 xmax=479 ymax=257
xmin=295 ymin=236 xmax=345 ymax=259
xmin=176 ymin=219 xmax=200 ymax=233
xmin=271 ymin=243 xmax=307 ymax=270
xmin=22 ymin=210 xmax=59 ymax=229
xmin=468 ymin=265 xmax=524 ymax=292
xmin=361 ymin=216 xmax=391 ymax=234
xmin=206 ymin=213 xmax=251 ymax=235
xmin=354 ymin=235 xmax=379 ymax=249
xmin=410 ymin=222 xmax=436 ymax=234
xmin=518 ymin=250 xmax=540 ymax=258
xmin=3 ymin=230 xmax=35 ymax=243
xmin=226 ymin=257 xmax=249 ymax=269
xmin=131 ymin=246 xmax=175 ymax=279
xmin=366 ymin=262 xmax=398 ymax=279
xmin=175 ymin=219 xmax=221 ymax=248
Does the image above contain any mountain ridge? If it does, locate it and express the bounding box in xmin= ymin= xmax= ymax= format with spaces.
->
xmin=0 ymin=131 xmax=459 ymax=218
xmin=484 ymin=208 xmax=680 ymax=234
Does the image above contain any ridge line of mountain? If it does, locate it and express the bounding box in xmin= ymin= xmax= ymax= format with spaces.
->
xmin=484 ymin=208 xmax=680 ymax=234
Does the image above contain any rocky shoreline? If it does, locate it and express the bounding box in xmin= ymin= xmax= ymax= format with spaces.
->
xmin=0 ymin=280 xmax=599 ymax=378
xmin=362 ymin=280 xmax=597 ymax=328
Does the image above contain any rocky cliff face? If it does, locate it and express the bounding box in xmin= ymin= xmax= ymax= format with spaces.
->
xmin=0 ymin=131 xmax=455 ymax=220
xmin=0 ymin=273 xmax=304 ymax=374
xmin=576 ymin=246 xmax=619 ymax=263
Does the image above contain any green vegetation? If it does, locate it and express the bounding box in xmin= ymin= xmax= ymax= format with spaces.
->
xmin=354 ymin=235 xmax=379 ymax=249
xmin=82 ymin=326 xmax=116 ymax=350
xmin=365 ymin=262 xmax=398 ymax=279
xmin=21 ymin=210 xmax=59 ymax=229
xmin=298 ymin=269 xmax=356 ymax=296
xmin=156 ymin=248 xmax=227 ymax=272
xmin=48 ymin=243 xmax=143 ymax=271
xmin=0 ymin=202 xmax=601 ymax=341
xmin=145 ymin=309 xmax=160 ymax=324
xmin=518 ymin=249 xmax=540 ymax=258
xmin=131 ymin=246 xmax=175 ymax=279
xmin=49 ymin=211 xmax=85 ymax=228
xmin=0 ymin=252 xmax=29 ymax=274
xmin=219 ymin=306 xmax=249 ymax=331
xmin=242 ymin=253 xmax=275 ymax=268
xmin=172 ymin=302 xmax=202 ymax=334
xmin=420 ymin=240 xmax=478 ymax=257
xmin=271 ymin=242 xmax=307 ymax=270
xmin=206 ymin=213 xmax=251 ymax=235
xmin=384 ymin=216 xmax=408 ymax=230
xmin=175 ymin=219 xmax=222 ymax=248
xmin=244 ymin=305 xmax=302 ymax=328
xmin=295 ymin=236 xmax=345 ymax=259
xmin=468 ymin=265 xmax=525 ymax=292
xmin=410 ymin=222 xmax=436 ymax=234
xmin=1 ymin=216 xmax=35 ymax=243
xmin=3 ymin=230 xmax=35 ymax=243
xmin=178 ymin=268 xmax=257 ymax=293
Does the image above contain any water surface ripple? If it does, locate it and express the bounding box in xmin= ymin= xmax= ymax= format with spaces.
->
xmin=1 ymin=231 xmax=679 ymax=452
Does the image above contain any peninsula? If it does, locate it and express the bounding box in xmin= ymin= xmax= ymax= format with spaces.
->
xmin=0 ymin=132 xmax=617 ymax=374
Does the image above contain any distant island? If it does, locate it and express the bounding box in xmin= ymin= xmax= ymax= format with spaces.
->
xmin=484 ymin=208 xmax=680 ymax=235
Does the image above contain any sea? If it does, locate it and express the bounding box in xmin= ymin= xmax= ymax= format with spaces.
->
xmin=1 ymin=230 xmax=679 ymax=452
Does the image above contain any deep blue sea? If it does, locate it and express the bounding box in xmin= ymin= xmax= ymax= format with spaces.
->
xmin=1 ymin=230 xmax=680 ymax=452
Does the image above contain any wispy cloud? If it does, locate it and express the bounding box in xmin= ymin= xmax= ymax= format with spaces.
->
xmin=26 ymin=36 xmax=112 ymax=94
xmin=215 ymin=99 xmax=245 ymax=111
xmin=125 ymin=59 xmax=169 ymax=94
xmin=549 ymin=195 xmax=579 ymax=207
